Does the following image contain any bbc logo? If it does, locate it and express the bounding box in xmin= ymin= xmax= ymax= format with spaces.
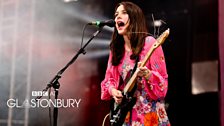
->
xmin=32 ymin=91 xmax=48 ymax=96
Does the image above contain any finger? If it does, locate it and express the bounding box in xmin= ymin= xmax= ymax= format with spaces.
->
xmin=117 ymin=96 xmax=122 ymax=103
xmin=118 ymin=91 xmax=122 ymax=95
xmin=115 ymin=99 xmax=121 ymax=104
xmin=137 ymin=68 xmax=143 ymax=75
xmin=137 ymin=72 xmax=144 ymax=77
xmin=139 ymin=66 xmax=148 ymax=71
xmin=116 ymin=95 xmax=123 ymax=99
xmin=138 ymin=70 xmax=149 ymax=77
xmin=117 ymin=99 xmax=122 ymax=104
xmin=115 ymin=92 xmax=123 ymax=98
xmin=137 ymin=62 xmax=142 ymax=67
xmin=113 ymin=96 xmax=122 ymax=104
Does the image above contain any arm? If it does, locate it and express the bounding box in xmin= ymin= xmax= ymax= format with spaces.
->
xmin=141 ymin=37 xmax=168 ymax=100
xmin=101 ymin=51 xmax=120 ymax=100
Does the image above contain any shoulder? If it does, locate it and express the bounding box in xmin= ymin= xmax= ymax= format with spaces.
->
xmin=145 ymin=36 xmax=156 ymax=45
xmin=142 ymin=36 xmax=156 ymax=51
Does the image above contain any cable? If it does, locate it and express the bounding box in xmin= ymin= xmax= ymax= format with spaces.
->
xmin=102 ymin=113 xmax=110 ymax=126
xmin=151 ymin=14 xmax=156 ymax=37
xmin=80 ymin=24 xmax=88 ymax=49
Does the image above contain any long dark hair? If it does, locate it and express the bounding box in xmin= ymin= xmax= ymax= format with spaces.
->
xmin=110 ymin=2 xmax=148 ymax=66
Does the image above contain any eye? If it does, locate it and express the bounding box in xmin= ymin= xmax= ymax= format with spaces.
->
xmin=114 ymin=13 xmax=118 ymax=18
xmin=122 ymin=10 xmax=127 ymax=14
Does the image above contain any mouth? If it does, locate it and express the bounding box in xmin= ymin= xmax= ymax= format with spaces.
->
xmin=117 ymin=21 xmax=125 ymax=28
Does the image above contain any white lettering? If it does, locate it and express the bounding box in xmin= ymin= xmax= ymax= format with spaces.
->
xmin=6 ymin=98 xmax=82 ymax=108
xmin=75 ymin=99 xmax=81 ymax=108
xmin=7 ymin=99 xmax=16 ymax=108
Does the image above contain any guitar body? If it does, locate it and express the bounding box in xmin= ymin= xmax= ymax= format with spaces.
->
xmin=109 ymin=92 xmax=137 ymax=126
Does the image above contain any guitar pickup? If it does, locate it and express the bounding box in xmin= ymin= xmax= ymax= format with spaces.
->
xmin=110 ymin=119 xmax=116 ymax=123
xmin=113 ymin=115 xmax=118 ymax=118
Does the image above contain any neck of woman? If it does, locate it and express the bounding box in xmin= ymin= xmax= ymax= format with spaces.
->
xmin=123 ymin=35 xmax=131 ymax=52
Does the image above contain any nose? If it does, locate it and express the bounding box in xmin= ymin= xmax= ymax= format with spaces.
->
xmin=115 ymin=13 xmax=121 ymax=21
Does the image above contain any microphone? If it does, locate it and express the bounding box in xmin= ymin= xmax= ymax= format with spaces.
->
xmin=88 ymin=19 xmax=115 ymax=27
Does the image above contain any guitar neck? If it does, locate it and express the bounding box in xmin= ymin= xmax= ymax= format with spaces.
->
xmin=123 ymin=29 xmax=170 ymax=94
xmin=123 ymin=43 xmax=156 ymax=93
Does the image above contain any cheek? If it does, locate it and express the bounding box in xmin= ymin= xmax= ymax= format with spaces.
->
xmin=114 ymin=16 xmax=118 ymax=22
xmin=124 ymin=16 xmax=129 ymax=23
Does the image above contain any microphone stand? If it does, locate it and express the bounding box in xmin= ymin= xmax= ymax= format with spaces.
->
xmin=35 ymin=26 xmax=104 ymax=126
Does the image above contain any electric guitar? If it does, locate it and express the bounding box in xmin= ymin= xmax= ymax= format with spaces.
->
xmin=109 ymin=28 xmax=170 ymax=126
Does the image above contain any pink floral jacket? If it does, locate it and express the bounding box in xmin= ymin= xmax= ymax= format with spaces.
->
xmin=101 ymin=36 xmax=170 ymax=125
xmin=101 ymin=36 xmax=168 ymax=100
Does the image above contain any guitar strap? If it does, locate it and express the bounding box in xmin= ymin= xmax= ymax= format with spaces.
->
xmin=128 ymin=56 xmax=139 ymax=95
xmin=128 ymin=56 xmax=139 ymax=125
xmin=118 ymin=56 xmax=139 ymax=125
xmin=132 ymin=56 xmax=139 ymax=75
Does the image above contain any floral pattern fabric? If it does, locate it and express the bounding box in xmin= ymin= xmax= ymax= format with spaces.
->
xmin=101 ymin=36 xmax=170 ymax=126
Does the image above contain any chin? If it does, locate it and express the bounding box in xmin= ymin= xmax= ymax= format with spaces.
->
xmin=117 ymin=31 xmax=126 ymax=35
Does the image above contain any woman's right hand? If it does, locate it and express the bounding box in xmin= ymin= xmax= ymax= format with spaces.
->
xmin=111 ymin=88 xmax=123 ymax=104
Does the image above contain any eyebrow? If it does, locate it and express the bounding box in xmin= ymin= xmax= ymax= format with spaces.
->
xmin=114 ymin=9 xmax=126 ymax=15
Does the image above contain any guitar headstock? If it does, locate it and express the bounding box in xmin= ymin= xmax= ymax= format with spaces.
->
xmin=152 ymin=28 xmax=170 ymax=49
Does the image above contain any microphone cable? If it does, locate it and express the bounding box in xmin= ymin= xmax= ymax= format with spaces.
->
xmin=80 ymin=23 xmax=88 ymax=50
xmin=152 ymin=14 xmax=156 ymax=38
xmin=102 ymin=113 xmax=110 ymax=126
